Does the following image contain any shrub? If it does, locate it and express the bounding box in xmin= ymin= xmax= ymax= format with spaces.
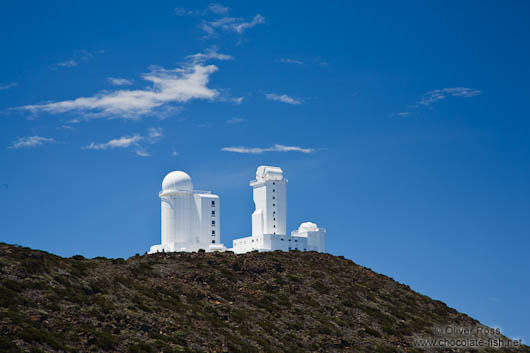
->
xmin=364 ymin=327 xmax=381 ymax=337
xmin=0 ymin=335 xmax=21 ymax=353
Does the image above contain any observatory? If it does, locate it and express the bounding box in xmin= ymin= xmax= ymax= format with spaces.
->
xmin=230 ymin=166 xmax=326 ymax=253
xmin=149 ymin=166 xmax=325 ymax=254
xmin=149 ymin=171 xmax=226 ymax=253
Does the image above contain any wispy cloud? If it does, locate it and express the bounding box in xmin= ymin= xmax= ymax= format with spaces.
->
xmin=107 ymin=77 xmax=133 ymax=86
xmin=225 ymin=117 xmax=245 ymax=124
xmin=417 ymin=87 xmax=481 ymax=107
xmin=134 ymin=148 xmax=151 ymax=157
xmin=393 ymin=87 xmax=481 ymax=117
xmin=0 ymin=82 xmax=17 ymax=91
xmin=186 ymin=46 xmax=233 ymax=63
xmin=147 ymin=127 xmax=163 ymax=143
xmin=84 ymin=135 xmax=143 ymax=150
xmin=9 ymin=136 xmax=56 ymax=149
xmin=83 ymin=128 xmax=163 ymax=156
xmin=175 ymin=3 xmax=229 ymax=16
xmin=201 ymin=14 xmax=265 ymax=36
xmin=391 ymin=112 xmax=411 ymax=117
xmin=265 ymin=93 xmax=302 ymax=105
xmin=231 ymin=97 xmax=244 ymax=104
xmin=50 ymin=49 xmax=105 ymax=70
xmin=208 ymin=3 xmax=229 ymax=15
xmin=221 ymin=144 xmax=315 ymax=154
xmin=280 ymin=58 xmax=303 ymax=65
xmin=174 ymin=8 xmax=200 ymax=16
xmin=53 ymin=60 xmax=78 ymax=68
xmin=19 ymin=49 xmax=230 ymax=119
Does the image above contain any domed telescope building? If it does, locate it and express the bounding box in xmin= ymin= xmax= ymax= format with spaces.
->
xmin=149 ymin=166 xmax=325 ymax=254
xmin=149 ymin=171 xmax=226 ymax=253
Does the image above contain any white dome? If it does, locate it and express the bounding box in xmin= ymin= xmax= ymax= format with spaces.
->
xmin=299 ymin=222 xmax=318 ymax=232
xmin=162 ymin=171 xmax=193 ymax=192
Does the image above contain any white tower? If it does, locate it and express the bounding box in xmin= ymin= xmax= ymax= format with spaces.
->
xmin=149 ymin=171 xmax=225 ymax=253
xmin=231 ymin=165 xmax=326 ymax=254
xmin=251 ymin=166 xmax=287 ymax=236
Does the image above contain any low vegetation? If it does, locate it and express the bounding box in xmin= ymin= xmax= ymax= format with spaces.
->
xmin=0 ymin=243 xmax=527 ymax=352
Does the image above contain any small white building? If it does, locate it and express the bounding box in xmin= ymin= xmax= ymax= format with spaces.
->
xmin=231 ymin=166 xmax=326 ymax=253
xmin=149 ymin=171 xmax=226 ymax=253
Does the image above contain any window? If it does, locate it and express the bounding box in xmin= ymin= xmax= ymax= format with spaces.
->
xmin=273 ymin=203 xmax=275 ymax=207
xmin=211 ymin=210 xmax=215 ymax=216
xmin=212 ymin=230 xmax=215 ymax=235
xmin=212 ymin=240 xmax=216 ymax=244
xmin=272 ymin=196 xmax=275 ymax=200
xmin=273 ymin=218 xmax=276 ymax=221
xmin=273 ymin=182 xmax=275 ymax=185
xmin=288 ymin=247 xmax=291 ymax=250
xmin=211 ymin=200 xmax=215 ymax=206
xmin=303 ymin=248 xmax=306 ymax=251
xmin=273 ymin=189 xmax=275 ymax=192
xmin=273 ymin=225 xmax=276 ymax=228
xmin=273 ymin=211 xmax=276 ymax=214
xmin=294 ymin=239 xmax=297 ymax=242
xmin=212 ymin=220 xmax=215 ymax=225
xmin=288 ymin=239 xmax=291 ymax=242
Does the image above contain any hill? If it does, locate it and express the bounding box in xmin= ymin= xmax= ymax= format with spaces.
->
xmin=0 ymin=243 xmax=527 ymax=353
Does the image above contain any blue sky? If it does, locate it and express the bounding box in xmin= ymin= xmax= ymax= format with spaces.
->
xmin=1 ymin=0 xmax=529 ymax=342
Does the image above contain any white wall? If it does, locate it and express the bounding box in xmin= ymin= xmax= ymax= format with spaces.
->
xmin=251 ymin=166 xmax=287 ymax=236
xmin=152 ymin=190 xmax=223 ymax=253
xmin=195 ymin=193 xmax=219 ymax=246
xmin=161 ymin=192 xmax=193 ymax=245
xmin=232 ymin=234 xmax=311 ymax=253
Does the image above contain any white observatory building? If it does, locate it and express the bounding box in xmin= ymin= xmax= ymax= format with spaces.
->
xmin=149 ymin=166 xmax=325 ymax=254
xmin=231 ymin=166 xmax=326 ymax=253
xmin=149 ymin=171 xmax=226 ymax=253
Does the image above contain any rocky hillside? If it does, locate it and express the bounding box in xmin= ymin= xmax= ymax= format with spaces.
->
xmin=0 ymin=243 xmax=527 ymax=353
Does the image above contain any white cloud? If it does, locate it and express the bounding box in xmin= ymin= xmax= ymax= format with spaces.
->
xmin=20 ymin=50 xmax=227 ymax=119
xmin=233 ymin=14 xmax=265 ymax=33
xmin=226 ymin=117 xmax=245 ymax=124
xmin=49 ymin=50 xmax=104 ymax=70
xmin=147 ymin=127 xmax=163 ymax=143
xmin=9 ymin=136 xmax=56 ymax=149
xmin=418 ymin=87 xmax=481 ymax=106
xmin=53 ymin=59 xmax=78 ymax=68
xmin=135 ymin=148 xmax=151 ymax=157
xmin=0 ymin=82 xmax=17 ymax=90
xmin=201 ymin=14 xmax=265 ymax=36
xmin=280 ymin=58 xmax=303 ymax=65
xmin=231 ymin=97 xmax=244 ymax=104
xmin=84 ymin=135 xmax=143 ymax=150
xmin=174 ymin=7 xmax=199 ymax=16
xmin=175 ymin=4 xmax=229 ymax=17
xmin=208 ymin=3 xmax=229 ymax=15
xmin=186 ymin=46 xmax=233 ymax=64
xmin=265 ymin=93 xmax=302 ymax=105
xmin=107 ymin=77 xmax=133 ymax=86
xmin=83 ymin=127 xmax=164 ymax=156
xmin=221 ymin=144 xmax=315 ymax=154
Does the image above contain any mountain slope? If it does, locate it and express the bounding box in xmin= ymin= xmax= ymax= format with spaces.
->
xmin=0 ymin=243 xmax=527 ymax=353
